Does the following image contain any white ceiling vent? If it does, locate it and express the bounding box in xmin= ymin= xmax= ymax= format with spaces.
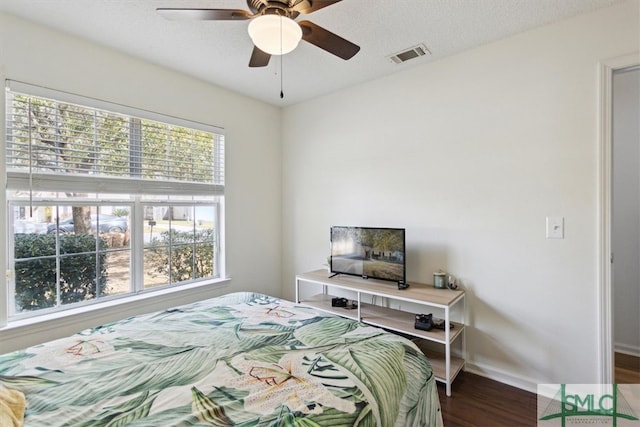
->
xmin=388 ymin=44 xmax=431 ymax=64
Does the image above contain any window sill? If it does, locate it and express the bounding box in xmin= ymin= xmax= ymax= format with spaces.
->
xmin=0 ymin=277 xmax=231 ymax=338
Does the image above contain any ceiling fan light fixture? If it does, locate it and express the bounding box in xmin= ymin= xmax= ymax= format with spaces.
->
xmin=248 ymin=15 xmax=302 ymax=55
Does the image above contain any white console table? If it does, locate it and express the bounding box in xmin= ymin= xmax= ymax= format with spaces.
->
xmin=295 ymin=269 xmax=466 ymax=396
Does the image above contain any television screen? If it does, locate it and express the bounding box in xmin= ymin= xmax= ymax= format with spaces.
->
xmin=330 ymin=226 xmax=406 ymax=285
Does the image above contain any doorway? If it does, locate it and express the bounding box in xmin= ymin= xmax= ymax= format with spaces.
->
xmin=598 ymin=53 xmax=640 ymax=385
xmin=611 ymin=65 xmax=640 ymax=383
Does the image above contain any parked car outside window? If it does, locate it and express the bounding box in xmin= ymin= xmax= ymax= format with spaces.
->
xmin=47 ymin=214 xmax=128 ymax=234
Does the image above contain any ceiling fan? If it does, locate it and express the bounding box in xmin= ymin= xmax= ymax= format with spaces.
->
xmin=157 ymin=0 xmax=360 ymax=67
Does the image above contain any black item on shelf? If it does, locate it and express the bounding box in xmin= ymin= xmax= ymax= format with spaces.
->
xmin=331 ymin=297 xmax=358 ymax=309
xmin=432 ymin=317 xmax=454 ymax=330
xmin=414 ymin=313 xmax=433 ymax=331
xmin=332 ymin=297 xmax=348 ymax=307
xmin=344 ymin=300 xmax=358 ymax=309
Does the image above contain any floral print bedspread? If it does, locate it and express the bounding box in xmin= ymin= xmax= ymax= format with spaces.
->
xmin=0 ymin=292 xmax=443 ymax=426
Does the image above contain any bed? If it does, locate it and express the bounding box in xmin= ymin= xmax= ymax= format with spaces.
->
xmin=0 ymin=292 xmax=443 ymax=426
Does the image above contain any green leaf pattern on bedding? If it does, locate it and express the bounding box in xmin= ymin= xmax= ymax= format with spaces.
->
xmin=0 ymin=292 xmax=442 ymax=426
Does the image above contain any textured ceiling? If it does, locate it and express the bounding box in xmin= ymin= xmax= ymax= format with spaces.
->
xmin=0 ymin=0 xmax=626 ymax=106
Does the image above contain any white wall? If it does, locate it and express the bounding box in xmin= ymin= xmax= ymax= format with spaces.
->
xmin=282 ymin=0 xmax=640 ymax=390
xmin=0 ymin=13 xmax=282 ymax=352
xmin=613 ymin=67 xmax=640 ymax=356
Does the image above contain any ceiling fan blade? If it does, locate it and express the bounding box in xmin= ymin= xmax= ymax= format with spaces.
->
xmin=299 ymin=20 xmax=360 ymax=60
xmin=249 ymin=46 xmax=271 ymax=67
xmin=293 ymin=0 xmax=342 ymax=14
xmin=157 ymin=8 xmax=252 ymax=21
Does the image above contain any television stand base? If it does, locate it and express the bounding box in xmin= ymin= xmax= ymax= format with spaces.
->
xmin=328 ymin=272 xmax=340 ymax=278
xmin=398 ymin=282 xmax=410 ymax=290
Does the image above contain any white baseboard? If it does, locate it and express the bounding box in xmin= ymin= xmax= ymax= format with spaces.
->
xmin=464 ymin=362 xmax=539 ymax=394
xmin=466 ymin=345 xmax=640 ymax=395
xmin=615 ymin=342 xmax=640 ymax=357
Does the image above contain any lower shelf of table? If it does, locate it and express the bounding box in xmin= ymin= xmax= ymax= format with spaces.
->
xmin=299 ymin=293 xmax=464 ymax=344
xmin=419 ymin=349 xmax=466 ymax=385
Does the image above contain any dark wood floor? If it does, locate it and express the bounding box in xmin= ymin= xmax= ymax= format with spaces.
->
xmin=616 ymin=352 xmax=640 ymax=384
xmin=437 ymin=372 xmax=537 ymax=427
xmin=437 ymin=354 xmax=640 ymax=427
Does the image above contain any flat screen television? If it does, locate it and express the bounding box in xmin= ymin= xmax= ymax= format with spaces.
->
xmin=330 ymin=226 xmax=407 ymax=288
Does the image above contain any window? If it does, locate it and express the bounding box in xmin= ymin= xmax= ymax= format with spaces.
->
xmin=5 ymin=81 xmax=225 ymax=319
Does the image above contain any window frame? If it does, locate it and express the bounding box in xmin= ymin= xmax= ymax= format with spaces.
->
xmin=3 ymin=80 xmax=226 ymax=323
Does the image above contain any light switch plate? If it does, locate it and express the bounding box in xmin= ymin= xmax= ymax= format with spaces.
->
xmin=546 ymin=216 xmax=564 ymax=239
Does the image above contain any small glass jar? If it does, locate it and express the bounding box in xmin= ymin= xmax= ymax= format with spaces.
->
xmin=433 ymin=272 xmax=447 ymax=289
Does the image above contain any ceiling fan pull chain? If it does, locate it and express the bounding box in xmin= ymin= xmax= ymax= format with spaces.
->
xmin=280 ymin=56 xmax=284 ymax=99
xmin=280 ymin=16 xmax=284 ymax=99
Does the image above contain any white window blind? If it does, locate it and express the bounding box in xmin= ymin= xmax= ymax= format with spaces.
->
xmin=5 ymin=81 xmax=225 ymax=196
